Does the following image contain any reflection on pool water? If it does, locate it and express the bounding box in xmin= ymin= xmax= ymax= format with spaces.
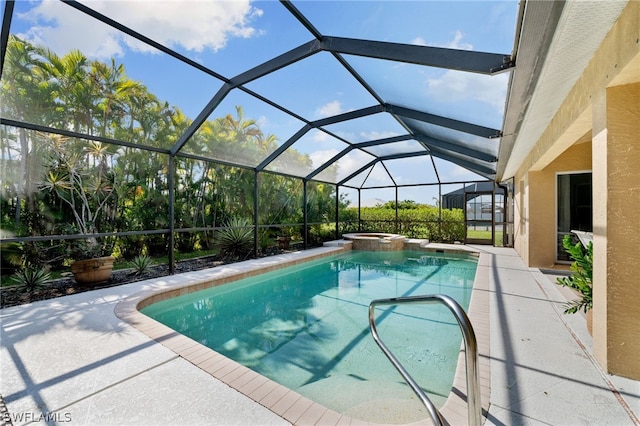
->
xmin=142 ymin=250 xmax=477 ymax=423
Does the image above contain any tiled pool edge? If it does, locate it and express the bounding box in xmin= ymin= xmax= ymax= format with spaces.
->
xmin=439 ymin=250 xmax=491 ymax=425
xmin=115 ymin=246 xmax=351 ymax=425
xmin=115 ymin=245 xmax=490 ymax=426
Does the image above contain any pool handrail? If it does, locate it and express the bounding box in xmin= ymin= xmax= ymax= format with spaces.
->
xmin=368 ymin=294 xmax=481 ymax=426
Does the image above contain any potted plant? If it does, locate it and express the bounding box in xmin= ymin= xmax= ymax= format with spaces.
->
xmin=556 ymin=233 xmax=593 ymax=331
xmin=41 ymin=136 xmax=117 ymax=285
xmin=66 ymin=236 xmax=115 ymax=285
xmin=277 ymin=226 xmax=292 ymax=250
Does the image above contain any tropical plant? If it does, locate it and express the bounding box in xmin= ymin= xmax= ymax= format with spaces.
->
xmin=0 ymin=36 xmax=349 ymax=274
xmin=556 ymin=234 xmax=593 ymax=314
xmin=40 ymin=134 xmax=117 ymax=259
xmin=10 ymin=266 xmax=51 ymax=298
xmin=131 ymin=254 xmax=154 ymax=276
xmin=216 ymin=217 xmax=254 ymax=260
xmin=258 ymin=231 xmax=274 ymax=254
xmin=357 ymin=204 xmax=464 ymax=241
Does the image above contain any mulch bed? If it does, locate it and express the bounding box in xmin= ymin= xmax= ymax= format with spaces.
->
xmin=1 ymin=249 xmax=288 ymax=309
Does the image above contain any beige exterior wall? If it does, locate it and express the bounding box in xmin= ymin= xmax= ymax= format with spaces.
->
xmin=527 ymin=140 xmax=592 ymax=268
xmin=511 ymin=1 xmax=639 ymax=379
xmin=513 ymin=175 xmax=528 ymax=264
xmin=592 ymin=82 xmax=640 ymax=377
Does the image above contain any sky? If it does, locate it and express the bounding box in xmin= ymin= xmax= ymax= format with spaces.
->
xmin=3 ymin=0 xmax=519 ymax=205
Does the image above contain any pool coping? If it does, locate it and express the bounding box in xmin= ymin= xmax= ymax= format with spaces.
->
xmin=114 ymin=244 xmax=490 ymax=425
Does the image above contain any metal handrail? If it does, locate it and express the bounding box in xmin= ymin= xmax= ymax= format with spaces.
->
xmin=369 ymin=294 xmax=481 ymax=426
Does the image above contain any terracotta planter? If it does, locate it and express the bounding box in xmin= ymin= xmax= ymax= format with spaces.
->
xmin=277 ymin=236 xmax=290 ymax=249
xmin=71 ymin=256 xmax=115 ymax=285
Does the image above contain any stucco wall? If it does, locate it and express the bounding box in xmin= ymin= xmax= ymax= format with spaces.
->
xmin=513 ymin=0 xmax=638 ymax=268
xmin=528 ymin=139 xmax=592 ymax=268
xmin=592 ymin=82 xmax=640 ymax=378
xmin=511 ymin=1 xmax=639 ymax=379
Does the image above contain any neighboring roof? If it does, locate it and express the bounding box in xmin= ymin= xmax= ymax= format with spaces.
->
xmin=443 ymin=182 xmax=503 ymax=197
xmin=440 ymin=182 xmax=504 ymax=209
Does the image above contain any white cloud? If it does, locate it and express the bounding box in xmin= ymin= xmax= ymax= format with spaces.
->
xmin=447 ymin=164 xmax=484 ymax=181
xmin=317 ymin=100 xmax=343 ymax=118
xmin=17 ymin=0 xmax=262 ymax=59
xmin=310 ymin=149 xmax=339 ymax=169
xmin=312 ymin=129 xmax=330 ymax=142
xmin=256 ymin=115 xmax=269 ymax=129
xmin=411 ymin=30 xmax=472 ymax=50
xmin=427 ymin=71 xmax=508 ymax=114
xmin=336 ymin=150 xmax=377 ymax=181
xmin=359 ymin=130 xmax=401 ymax=140
xmin=411 ymin=36 xmax=427 ymax=46
xmin=442 ymin=30 xmax=473 ymax=50
xmin=360 ymin=162 xmax=393 ymax=186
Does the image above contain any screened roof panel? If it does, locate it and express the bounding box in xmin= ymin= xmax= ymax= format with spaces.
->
xmin=315 ymin=149 xmax=376 ymax=184
xmin=344 ymin=55 xmax=508 ymax=130
xmin=343 ymin=162 xmax=395 ymax=189
xmin=1 ymin=0 xmax=522 ymax=193
xmin=291 ymin=1 xmax=518 ymax=53
xmin=375 ymin=157 xmax=439 ymax=187
xmin=264 ymin=130 xmax=350 ymax=177
xmin=340 ymin=165 xmax=370 ymax=189
xmin=59 ymin=1 xmax=312 ymax=79
xmin=182 ymin=88 xmax=305 ymax=167
xmin=362 ymin=139 xmax=427 ymax=158
xmin=2 ymin=1 xmax=222 ymax=149
xmin=430 ymin=149 xmax=495 ymax=180
xmin=319 ymin=112 xmax=406 ymax=144
xmin=402 ymin=117 xmax=500 ymax=158
xmin=433 ymin=157 xmax=487 ymax=183
xmin=244 ymin=52 xmax=379 ymax=122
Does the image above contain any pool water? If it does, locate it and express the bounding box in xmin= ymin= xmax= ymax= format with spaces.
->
xmin=142 ymin=250 xmax=477 ymax=423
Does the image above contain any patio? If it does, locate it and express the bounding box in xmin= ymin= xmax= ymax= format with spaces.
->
xmin=1 ymin=246 xmax=638 ymax=425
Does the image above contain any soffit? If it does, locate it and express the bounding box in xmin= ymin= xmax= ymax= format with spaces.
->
xmin=498 ymin=0 xmax=630 ymax=181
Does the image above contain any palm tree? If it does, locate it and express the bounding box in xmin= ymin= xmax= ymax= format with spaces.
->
xmin=89 ymin=58 xmax=142 ymax=138
xmin=0 ymin=36 xmax=58 ymax=226
xmin=37 ymin=47 xmax=95 ymax=134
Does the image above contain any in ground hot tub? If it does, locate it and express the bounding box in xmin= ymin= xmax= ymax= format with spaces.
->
xmin=342 ymin=232 xmax=406 ymax=251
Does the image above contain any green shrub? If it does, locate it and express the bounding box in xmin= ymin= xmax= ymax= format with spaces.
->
xmin=258 ymin=231 xmax=274 ymax=254
xmin=131 ymin=255 xmax=154 ymax=276
xmin=10 ymin=266 xmax=51 ymax=297
xmin=356 ymin=205 xmax=464 ymax=242
xmin=556 ymin=235 xmax=593 ymax=314
xmin=216 ymin=218 xmax=254 ymax=260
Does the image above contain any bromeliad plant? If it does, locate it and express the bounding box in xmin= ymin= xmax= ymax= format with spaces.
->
xmin=556 ymin=234 xmax=593 ymax=314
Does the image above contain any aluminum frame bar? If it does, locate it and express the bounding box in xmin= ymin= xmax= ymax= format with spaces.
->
xmin=322 ymin=36 xmax=514 ymax=75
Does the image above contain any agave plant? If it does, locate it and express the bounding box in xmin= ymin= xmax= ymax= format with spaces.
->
xmin=131 ymin=254 xmax=154 ymax=276
xmin=216 ymin=218 xmax=254 ymax=260
xmin=556 ymin=234 xmax=593 ymax=314
xmin=10 ymin=266 xmax=51 ymax=299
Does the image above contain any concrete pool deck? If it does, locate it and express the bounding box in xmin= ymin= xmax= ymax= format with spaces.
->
xmin=1 ymin=245 xmax=639 ymax=425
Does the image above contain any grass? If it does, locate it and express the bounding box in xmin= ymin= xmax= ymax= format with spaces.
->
xmin=467 ymin=230 xmax=505 ymax=246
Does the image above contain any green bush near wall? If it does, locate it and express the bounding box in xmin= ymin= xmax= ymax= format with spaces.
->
xmin=339 ymin=204 xmax=464 ymax=242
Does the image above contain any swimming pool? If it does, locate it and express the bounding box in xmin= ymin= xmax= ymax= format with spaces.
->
xmin=141 ymin=250 xmax=477 ymax=423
